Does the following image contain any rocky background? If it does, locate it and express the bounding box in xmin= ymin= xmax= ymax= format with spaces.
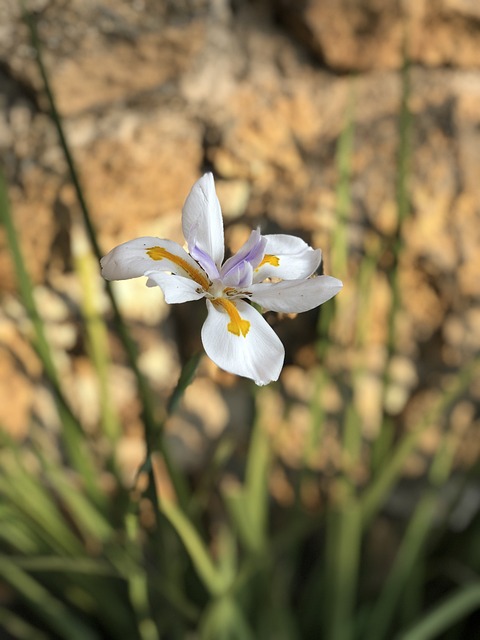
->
xmin=1 ymin=0 xmax=479 ymax=485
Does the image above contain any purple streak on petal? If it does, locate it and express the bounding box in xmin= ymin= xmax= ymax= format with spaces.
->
xmin=190 ymin=244 xmax=220 ymax=281
xmin=220 ymin=229 xmax=267 ymax=287
xmin=221 ymin=261 xmax=254 ymax=288
xmin=236 ymin=262 xmax=255 ymax=287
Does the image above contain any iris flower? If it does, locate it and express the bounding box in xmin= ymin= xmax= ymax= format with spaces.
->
xmin=101 ymin=173 xmax=343 ymax=385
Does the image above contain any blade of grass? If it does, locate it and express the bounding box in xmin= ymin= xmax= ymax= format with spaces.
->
xmin=0 ymin=474 xmax=83 ymax=556
xmin=331 ymin=83 xmax=355 ymax=281
xmin=324 ymin=491 xmax=362 ymax=640
xmin=243 ymin=397 xmax=271 ymax=552
xmin=0 ymin=505 xmax=44 ymax=553
xmin=320 ymin=88 xmax=363 ymax=640
xmin=385 ymin=47 xmax=411 ymax=376
xmin=397 ymin=582 xmax=480 ymax=640
xmin=1 ymin=555 xmax=117 ymax=576
xmin=200 ymin=595 xmax=255 ymax=640
xmin=360 ymin=356 xmax=480 ymax=526
xmin=161 ymin=499 xmax=230 ymax=597
xmin=0 ymin=171 xmax=100 ymax=497
xmin=314 ymin=90 xmax=354 ymax=360
xmin=72 ymin=223 xmax=120 ymax=443
xmin=223 ymin=392 xmax=271 ymax=554
xmin=125 ymin=514 xmax=160 ymax=640
xmin=0 ymin=607 xmax=50 ymax=640
xmin=223 ymin=488 xmax=258 ymax=554
xmin=0 ymin=556 xmax=101 ymax=640
xmin=374 ymin=47 xmax=412 ymax=470
xmin=366 ymin=417 xmax=466 ymax=639
xmin=44 ymin=466 xmax=114 ymax=544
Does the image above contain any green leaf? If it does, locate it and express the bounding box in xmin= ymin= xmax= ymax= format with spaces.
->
xmin=200 ymin=596 xmax=255 ymax=640
xmin=0 ymin=170 xmax=100 ymax=496
xmin=397 ymin=582 xmax=480 ymax=640
xmin=161 ymin=500 xmax=229 ymax=596
xmin=0 ymin=606 xmax=50 ymax=640
xmin=0 ymin=557 xmax=101 ymax=640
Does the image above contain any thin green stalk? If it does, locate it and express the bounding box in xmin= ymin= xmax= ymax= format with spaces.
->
xmin=324 ymin=488 xmax=362 ymax=640
xmin=379 ymin=49 xmax=412 ymax=411
xmin=167 ymin=352 xmax=202 ymax=415
xmin=322 ymin=89 xmax=363 ymax=640
xmin=24 ymin=8 xmax=146 ymax=412
xmin=23 ymin=15 xmax=203 ymax=635
xmin=332 ymin=85 xmax=355 ymax=281
xmin=137 ymin=353 xmax=201 ymax=633
xmin=125 ymin=515 xmax=160 ymax=640
xmin=316 ymin=91 xmax=354 ymax=360
xmin=23 ymin=9 xmax=189 ymax=509
xmin=244 ymin=405 xmax=272 ymax=551
xmin=222 ymin=393 xmax=271 ymax=554
xmin=372 ymin=50 xmax=412 ymax=476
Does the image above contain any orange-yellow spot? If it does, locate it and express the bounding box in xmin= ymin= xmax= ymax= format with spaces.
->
xmin=257 ymin=254 xmax=280 ymax=270
xmin=146 ymin=246 xmax=209 ymax=289
xmin=214 ymin=299 xmax=250 ymax=338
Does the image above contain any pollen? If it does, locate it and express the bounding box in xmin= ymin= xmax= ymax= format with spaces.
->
xmin=257 ymin=254 xmax=280 ymax=269
xmin=146 ymin=246 xmax=209 ymax=289
xmin=214 ymin=299 xmax=250 ymax=338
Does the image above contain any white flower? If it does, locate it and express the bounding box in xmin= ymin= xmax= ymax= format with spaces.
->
xmin=101 ymin=173 xmax=343 ymax=385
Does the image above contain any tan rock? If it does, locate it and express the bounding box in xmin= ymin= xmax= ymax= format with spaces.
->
xmin=276 ymin=0 xmax=480 ymax=71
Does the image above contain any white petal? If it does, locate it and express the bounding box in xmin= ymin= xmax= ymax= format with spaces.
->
xmin=201 ymin=299 xmax=284 ymax=386
xmin=247 ymin=276 xmax=343 ymax=313
xmin=254 ymin=234 xmax=322 ymax=282
xmin=100 ymin=237 xmax=209 ymax=289
xmin=182 ymin=173 xmax=225 ymax=268
xmin=145 ymin=272 xmax=206 ymax=304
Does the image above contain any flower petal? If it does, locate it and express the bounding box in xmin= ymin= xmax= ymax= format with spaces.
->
xmin=201 ymin=299 xmax=284 ymax=386
xmin=182 ymin=173 xmax=225 ymax=271
xmin=220 ymin=229 xmax=267 ymax=286
xmin=101 ymin=237 xmax=209 ymax=289
xmin=253 ymin=234 xmax=322 ymax=282
xmin=145 ymin=271 xmax=206 ymax=304
xmin=247 ymin=276 xmax=343 ymax=313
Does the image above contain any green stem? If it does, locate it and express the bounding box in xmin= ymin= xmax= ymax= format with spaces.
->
xmin=23 ymin=9 xmax=188 ymax=508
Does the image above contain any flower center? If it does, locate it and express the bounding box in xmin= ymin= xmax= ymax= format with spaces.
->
xmin=213 ymin=298 xmax=250 ymax=338
xmin=146 ymin=246 xmax=209 ymax=289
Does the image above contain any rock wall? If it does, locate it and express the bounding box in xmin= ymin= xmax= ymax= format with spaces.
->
xmin=0 ymin=0 xmax=479 ymax=473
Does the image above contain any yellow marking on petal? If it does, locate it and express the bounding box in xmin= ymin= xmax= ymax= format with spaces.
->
xmin=146 ymin=246 xmax=209 ymax=289
xmin=214 ymin=299 xmax=250 ymax=338
xmin=256 ymin=254 xmax=280 ymax=270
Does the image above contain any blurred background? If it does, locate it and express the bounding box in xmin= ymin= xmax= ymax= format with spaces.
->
xmin=0 ymin=1 xmax=479 ymax=639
